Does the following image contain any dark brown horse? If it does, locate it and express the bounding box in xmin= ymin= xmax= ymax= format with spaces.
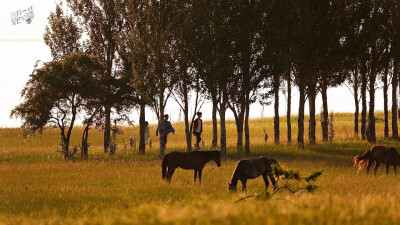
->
xmin=228 ymin=156 xmax=277 ymax=192
xmin=162 ymin=150 xmax=221 ymax=183
xmin=353 ymin=146 xmax=400 ymax=175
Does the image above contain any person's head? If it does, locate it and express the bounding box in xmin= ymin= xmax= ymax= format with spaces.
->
xmin=197 ymin=112 xmax=202 ymax=119
xmin=144 ymin=121 xmax=149 ymax=127
xmin=164 ymin=114 xmax=169 ymax=120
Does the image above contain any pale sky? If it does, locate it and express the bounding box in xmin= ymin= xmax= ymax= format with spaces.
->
xmin=0 ymin=1 xmax=387 ymax=127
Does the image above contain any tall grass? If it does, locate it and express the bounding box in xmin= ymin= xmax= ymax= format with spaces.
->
xmin=0 ymin=112 xmax=399 ymax=224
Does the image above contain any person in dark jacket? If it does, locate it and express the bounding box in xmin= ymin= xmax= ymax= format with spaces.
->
xmin=156 ymin=114 xmax=175 ymax=148
xmin=192 ymin=112 xmax=203 ymax=148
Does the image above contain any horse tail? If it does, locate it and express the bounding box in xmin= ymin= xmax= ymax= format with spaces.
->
xmin=162 ymin=154 xmax=169 ymax=180
xmin=353 ymin=147 xmax=372 ymax=173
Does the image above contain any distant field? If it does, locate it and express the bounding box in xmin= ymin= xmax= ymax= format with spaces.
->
xmin=1 ymin=112 xmax=400 ymax=224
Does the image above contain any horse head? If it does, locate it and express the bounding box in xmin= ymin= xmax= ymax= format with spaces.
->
xmin=227 ymin=182 xmax=237 ymax=192
xmin=213 ymin=151 xmax=221 ymax=167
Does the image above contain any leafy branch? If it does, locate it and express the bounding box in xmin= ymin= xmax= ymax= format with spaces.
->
xmin=235 ymin=164 xmax=322 ymax=203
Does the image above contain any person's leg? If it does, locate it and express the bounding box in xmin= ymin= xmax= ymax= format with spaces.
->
xmin=164 ymin=135 xmax=168 ymax=148
xmin=195 ymin=132 xmax=201 ymax=147
xmin=198 ymin=132 xmax=202 ymax=146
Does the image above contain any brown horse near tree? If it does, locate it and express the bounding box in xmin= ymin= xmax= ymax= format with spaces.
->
xmin=353 ymin=146 xmax=400 ymax=175
xmin=228 ymin=156 xmax=277 ymax=192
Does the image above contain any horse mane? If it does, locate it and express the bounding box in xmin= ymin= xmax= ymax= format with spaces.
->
xmin=353 ymin=156 xmax=369 ymax=174
xmin=353 ymin=147 xmax=373 ymax=173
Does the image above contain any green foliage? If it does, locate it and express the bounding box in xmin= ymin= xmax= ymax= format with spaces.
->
xmin=11 ymin=53 xmax=102 ymax=157
xmin=44 ymin=3 xmax=83 ymax=59
xmin=306 ymin=184 xmax=318 ymax=193
xmin=271 ymin=163 xmax=322 ymax=195
xmin=305 ymin=170 xmax=323 ymax=182
xmin=272 ymin=163 xmax=301 ymax=181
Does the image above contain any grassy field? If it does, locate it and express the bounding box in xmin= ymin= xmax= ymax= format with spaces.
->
xmin=1 ymin=112 xmax=400 ymax=224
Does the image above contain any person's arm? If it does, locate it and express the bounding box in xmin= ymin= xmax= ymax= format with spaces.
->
xmin=169 ymin=122 xmax=175 ymax=134
xmin=201 ymin=119 xmax=203 ymax=133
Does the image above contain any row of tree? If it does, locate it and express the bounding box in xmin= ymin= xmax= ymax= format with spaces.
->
xmin=12 ymin=0 xmax=400 ymax=158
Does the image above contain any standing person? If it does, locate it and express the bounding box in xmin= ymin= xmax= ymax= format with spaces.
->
xmin=156 ymin=114 xmax=175 ymax=149
xmin=192 ymin=112 xmax=203 ymax=148
xmin=144 ymin=121 xmax=152 ymax=149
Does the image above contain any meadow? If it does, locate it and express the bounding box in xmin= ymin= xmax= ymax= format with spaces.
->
xmin=1 ymin=112 xmax=400 ymax=225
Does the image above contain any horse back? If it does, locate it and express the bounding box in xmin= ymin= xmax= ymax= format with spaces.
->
xmin=370 ymin=146 xmax=388 ymax=160
xmin=234 ymin=158 xmax=271 ymax=179
xmin=370 ymin=146 xmax=387 ymax=153
xmin=164 ymin=151 xmax=209 ymax=170
xmin=369 ymin=146 xmax=400 ymax=165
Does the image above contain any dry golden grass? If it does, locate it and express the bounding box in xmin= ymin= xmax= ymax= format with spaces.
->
xmin=1 ymin=112 xmax=400 ymax=225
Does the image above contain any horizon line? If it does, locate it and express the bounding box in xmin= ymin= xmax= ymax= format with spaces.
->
xmin=0 ymin=38 xmax=43 ymax=42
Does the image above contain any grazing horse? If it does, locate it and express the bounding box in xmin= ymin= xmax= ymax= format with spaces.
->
xmin=228 ymin=156 xmax=277 ymax=192
xmin=162 ymin=150 xmax=221 ymax=183
xmin=353 ymin=146 xmax=400 ymax=175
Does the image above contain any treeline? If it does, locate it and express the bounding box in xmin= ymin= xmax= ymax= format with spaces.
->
xmin=11 ymin=0 xmax=400 ymax=158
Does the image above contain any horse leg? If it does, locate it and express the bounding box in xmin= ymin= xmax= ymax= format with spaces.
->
xmin=394 ymin=165 xmax=397 ymax=175
xmin=194 ymin=170 xmax=198 ymax=183
xmin=374 ymin=162 xmax=380 ymax=176
xmin=167 ymin=167 xmax=176 ymax=182
xmin=268 ymin=174 xmax=277 ymax=191
xmin=366 ymin=160 xmax=373 ymax=175
xmin=241 ymin=179 xmax=247 ymax=192
xmin=386 ymin=164 xmax=390 ymax=175
xmin=262 ymin=173 xmax=270 ymax=190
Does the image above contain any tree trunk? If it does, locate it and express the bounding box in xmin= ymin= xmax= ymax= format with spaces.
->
xmin=361 ymin=64 xmax=367 ymax=140
xmin=236 ymin=115 xmax=244 ymax=153
xmin=230 ymin=98 xmax=245 ymax=153
xmin=104 ymin=106 xmax=111 ymax=153
xmin=212 ymin=94 xmax=218 ymax=148
xmin=298 ymin=81 xmax=305 ymax=147
xmin=353 ymin=69 xmax=359 ymax=137
xmin=383 ymin=64 xmax=389 ymax=138
xmin=219 ymin=89 xmax=228 ymax=157
xmin=244 ymin=93 xmax=250 ymax=155
xmin=368 ymin=73 xmax=376 ymax=143
xmin=184 ymin=91 xmax=192 ymax=152
xmin=138 ymin=101 xmax=146 ymax=154
xmin=159 ymin=92 xmax=165 ymax=158
xmin=65 ymin=106 xmax=77 ymax=158
xmin=274 ymin=74 xmax=280 ymax=145
xmin=60 ymin=106 xmax=77 ymax=158
xmin=393 ymin=57 xmax=399 ymax=139
xmin=321 ymin=76 xmax=329 ymax=141
xmin=308 ymin=88 xmax=316 ymax=144
xmin=81 ymin=125 xmax=89 ymax=158
xmin=61 ymin=134 xmax=69 ymax=158
xmin=287 ymin=71 xmax=291 ymax=143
